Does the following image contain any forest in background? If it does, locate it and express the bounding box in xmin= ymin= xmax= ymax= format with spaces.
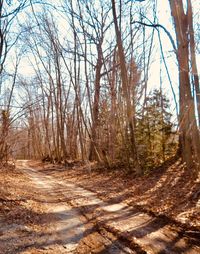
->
xmin=0 ymin=0 xmax=200 ymax=174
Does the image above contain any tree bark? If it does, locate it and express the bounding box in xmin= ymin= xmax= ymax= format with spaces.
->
xmin=89 ymin=41 xmax=103 ymax=161
xmin=187 ymin=0 xmax=200 ymax=127
xmin=169 ymin=0 xmax=200 ymax=170
xmin=111 ymin=0 xmax=141 ymax=173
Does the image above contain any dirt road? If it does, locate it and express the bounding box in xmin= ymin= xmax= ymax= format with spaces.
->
xmin=1 ymin=160 xmax=200 ymax=253
xmin=0 ymin=160 xmax=135 ymax=253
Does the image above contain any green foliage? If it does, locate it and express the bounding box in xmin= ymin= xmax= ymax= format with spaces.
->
xmin=136 ymin=89 xmax=177 ymax=171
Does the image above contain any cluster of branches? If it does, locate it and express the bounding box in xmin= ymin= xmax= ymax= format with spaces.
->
xmin=0 ymin=0 xmax=200 ymax=174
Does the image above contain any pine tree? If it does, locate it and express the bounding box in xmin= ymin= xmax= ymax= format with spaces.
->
xmin=137 ymin=89 xmax=176 ymax=170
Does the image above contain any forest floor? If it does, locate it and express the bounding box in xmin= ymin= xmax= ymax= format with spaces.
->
xmin=0 ymin=158 xmax=200 ymax=253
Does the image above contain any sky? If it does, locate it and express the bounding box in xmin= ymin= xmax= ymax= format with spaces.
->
xmin=144 ymin=0 xmax=199 ymax=119
xmin=3 ymin=0 xmax=200 ymax=123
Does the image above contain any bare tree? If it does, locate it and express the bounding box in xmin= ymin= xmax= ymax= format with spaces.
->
xmin=168 ymin=0 xmax=200 ymax=170
xmin=111 ymin=0 xmax=141 ymax=173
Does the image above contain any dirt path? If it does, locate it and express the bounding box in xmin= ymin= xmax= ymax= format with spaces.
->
xmin=18 ymin=160 xmax=85 ymax=253
xmin=14 ymin=160 xmax=135 ymax=254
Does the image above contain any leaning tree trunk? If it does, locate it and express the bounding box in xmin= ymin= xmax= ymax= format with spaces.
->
xmin=169 ymin=0 xmax=200 ymax=170
xmin=111 ymin=0 xmax=141 ymax=174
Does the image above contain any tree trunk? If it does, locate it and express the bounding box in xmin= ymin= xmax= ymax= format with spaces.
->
xmin=111 ymin=0 xmax=141 ymax=174
xmin=187 ymin=0 xmax=200 ymax=127
xmin=169 ymin=0 xmax=200 ymax=170
xmin=89 ymin=42 xmax=103 ymax=161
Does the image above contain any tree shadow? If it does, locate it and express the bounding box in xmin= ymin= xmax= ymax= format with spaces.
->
xmin=1 ymin=186 xmax=200 ymax=254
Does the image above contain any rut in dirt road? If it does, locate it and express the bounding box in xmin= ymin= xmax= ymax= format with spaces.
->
xmin=17 ymin=160 xmax=135 ymax=254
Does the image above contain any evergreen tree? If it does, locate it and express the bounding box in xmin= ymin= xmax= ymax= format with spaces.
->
xmin=137 ymin=89 xmax=176 ymax=170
